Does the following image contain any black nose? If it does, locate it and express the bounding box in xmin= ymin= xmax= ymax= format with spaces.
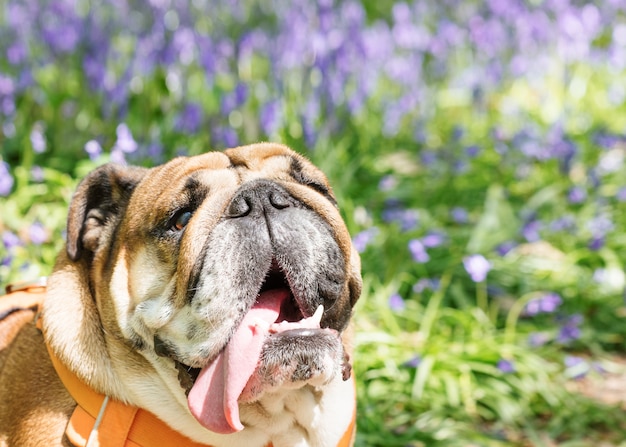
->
xmin=226 ymin=180 xmax=294 ymax=218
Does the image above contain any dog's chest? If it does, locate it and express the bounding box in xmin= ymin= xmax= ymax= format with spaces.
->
xmin=241 ymin=387 xmax=326 ymax=446
xmin=235 ymin=376 xmax=355 ymax=447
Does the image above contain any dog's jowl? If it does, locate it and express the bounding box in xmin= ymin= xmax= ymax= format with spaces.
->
xmin=0 ymin=143 xmax=362 ymax=447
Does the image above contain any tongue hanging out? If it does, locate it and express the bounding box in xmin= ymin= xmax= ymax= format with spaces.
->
xmin=187 ymin=289 xmax=323 ymax=434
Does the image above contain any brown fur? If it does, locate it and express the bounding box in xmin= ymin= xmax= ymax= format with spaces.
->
xmin=0 ymin=309 xmax=74 ymax=447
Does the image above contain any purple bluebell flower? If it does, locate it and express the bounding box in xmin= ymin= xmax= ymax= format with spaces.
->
xmin=378 ymin=175 xmax=397 ymax=192
xmin=84 ymin=140 xmax=103 ymax=160
xmin=2 ymin=231 xmax=22 ymax=249
xmin=110 ymin=148 xmax=126 ymax=165
xmin=0 ymin=161 xmax=14 ymax=196
xmin=521 ymin=219 xmax=542 ymax=242
xmin=234 ymin=82 xmax=248 ymax=105
xmin=564 ymin=355 xmax=589 ymax=379
xmin=31 ymin=166 xmax=44 ymax=182
xmin=212 ymin=126 xmax=238 ymax=148
xmin=113 ymin=123 xmax=138 ymax=154
xmin=453 ymin=159 xmax=469 ymax=174
xmin=7 ymin=42 xmax=27 ymax=65
xmin=382 ymin=201 xmax=419 ymax=231
xmin=398 ymin=210 xmax=419 ymax=232
xmin=403 ymin=355 xmax=421 ymax=368
xmin=413 ymin=277 xmax=440 ymax=294
xmin=2 ymin=97 xmax=15 ymax=116
xmin=420 ymin=150 xmax=437 ymax=166
xmin=408 ymin=239 xmax=430 ymax=263
xmin=557 ymin=314 xmax=583 ymax=344
xmin=451 ymin=125 xmax=464 ymax=141
xmin=567 ymin=186 xmax=587 ymax=204
xmin=495 ymin=241 xmax=517 ymax=256
xmin=465 ymin=145 xmax=480 ymax=157
xmin=221 ymin=82 xmax=249 ymax=115
xmin=421 ymin=231 xmax=446 ymax=248
xmin=524 ymin=292 xmax=563 ymax=316
xmin=463 ymin=254 xmax=491 ymax=282
xmin=413 ymin=278 xmax=432 ymax=293
xmin=549 ymin=215 xmax=576 ymax=232
xmin=146 ymin=143 xmax=165 ymax=164
xmin=391 ymin=2 xmax=412 ymax=25
xmin=538 ymin=293 xmax=562 ymax=313
xmin=587 ymin=214 xmax=614 ymax=240
xmin=551 ymin=138 xmax=577 ymax=173
xmin=29 ymin=222 xmax=47 ymax=245
xmin=176 ymin=103 xmax=203 ymax=134
xmin=352 ymin=227 xmax=378 ymax=253
xmin=497 ymin=359 xmax=516 ymax=374
xmin=522 ymin=298 xmax=541 ymax=317
xmin=518 ymin=139 xmax=544 ymax=160
xmin=388 ymin=293 xmax=405 ymax=312
xmin=30 ymin=123 xmax=46 ymax=153
xmin=588 ymin=236 xmax=605 ymax=251
xmin=451 ymin=207 xmax=469 ymax=224
xmin=594 ymin=131 xmax=621 ymax=149
xmin=0 ymin=75 xmax=14 ymax=99
xmin=259 ymin=100 xmax=283 ymax=137
xmin=39 ymin=3 xmax=81 ymax=54
xmin=83 ymin=55 xmax=107 ymax=91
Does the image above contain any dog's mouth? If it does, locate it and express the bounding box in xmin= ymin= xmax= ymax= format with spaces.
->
xmin=179 ymin=259 xmax=324 ymax=434
xmin=174 ymin=262 xmax=306 ymax=392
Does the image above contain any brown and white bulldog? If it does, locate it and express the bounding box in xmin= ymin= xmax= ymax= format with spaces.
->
xmin=0 ymin=143 xmax=362 ymax=447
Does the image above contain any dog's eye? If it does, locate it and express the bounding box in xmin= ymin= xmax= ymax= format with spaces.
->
xmin=172 ymin=211 xmax=192 ymax=231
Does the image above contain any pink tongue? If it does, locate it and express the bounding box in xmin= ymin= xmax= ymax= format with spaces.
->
xmin=187 ymin=289 xmax=286 ymax=434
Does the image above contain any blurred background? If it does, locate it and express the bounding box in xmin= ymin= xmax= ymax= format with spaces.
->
xmin=2 ymin=0 xmax=626 ymax=445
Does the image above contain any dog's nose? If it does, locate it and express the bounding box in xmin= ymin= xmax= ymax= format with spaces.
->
xmin=226 ymin=180 xmax=294 ymax=218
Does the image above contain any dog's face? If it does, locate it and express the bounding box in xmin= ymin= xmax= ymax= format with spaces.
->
xmin=63 ymin=143 xmax=361 ymax=436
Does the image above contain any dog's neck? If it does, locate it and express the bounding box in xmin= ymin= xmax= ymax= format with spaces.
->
xmin=45 ymin=329 xmax=356 ymax=447
xmin=42 ymin=259 xmax=357 ymax=447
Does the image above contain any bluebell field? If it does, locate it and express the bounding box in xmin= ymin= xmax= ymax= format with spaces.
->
xmin=2 ymin=0 xmax=626 ymax=444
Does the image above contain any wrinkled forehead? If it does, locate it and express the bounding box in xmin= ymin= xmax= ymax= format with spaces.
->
xmin=148 ymin=143 xmax=327 ymax=187
xmin=129 ymin=143 xmax=332 ymax=219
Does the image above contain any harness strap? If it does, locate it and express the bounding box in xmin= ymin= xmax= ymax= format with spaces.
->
xmin=2 ymin=283 xmax=356 ymax=447
xmin=39 ymin=308 xmax=215 ymax=447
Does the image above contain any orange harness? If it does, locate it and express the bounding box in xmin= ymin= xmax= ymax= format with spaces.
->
xmin=1 ymin=283 xmax=356 ymax=447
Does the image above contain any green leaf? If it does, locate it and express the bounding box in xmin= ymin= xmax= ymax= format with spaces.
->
xmin=467 ymin=184 xmax=519 ymax=253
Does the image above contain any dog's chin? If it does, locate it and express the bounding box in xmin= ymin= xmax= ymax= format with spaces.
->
xmin=174 ymin=325 xmax=349 ymax=400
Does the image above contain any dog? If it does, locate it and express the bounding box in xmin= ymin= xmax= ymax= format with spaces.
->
xmin=0 ymin=143 xmax=362 ymax=447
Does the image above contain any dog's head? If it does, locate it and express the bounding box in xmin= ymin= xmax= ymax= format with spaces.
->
xmin=62 ymin=143 xmax=362 ymax=434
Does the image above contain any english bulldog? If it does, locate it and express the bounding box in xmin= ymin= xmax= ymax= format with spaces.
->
xmin=0 ymin=143 xmax=361 ymax=447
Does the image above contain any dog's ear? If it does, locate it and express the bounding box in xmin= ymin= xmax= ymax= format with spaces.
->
xmin=66 ymin=163 xmax=148 ymax=262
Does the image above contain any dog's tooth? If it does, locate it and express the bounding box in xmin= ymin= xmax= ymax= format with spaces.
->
xmin=312 ymin=305 xmax=324 ymax=326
